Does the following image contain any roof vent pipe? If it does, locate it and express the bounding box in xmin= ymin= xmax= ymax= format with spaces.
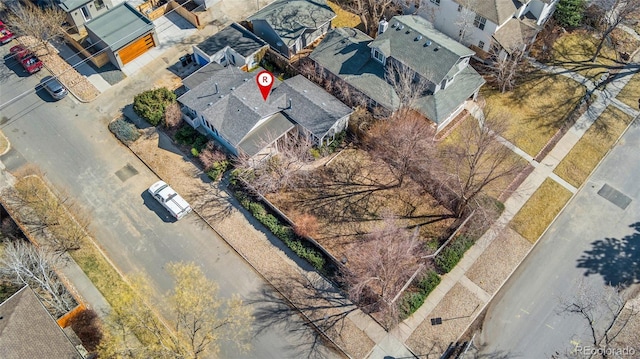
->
xmin=214 ymin=83 xmax=218 ymax=94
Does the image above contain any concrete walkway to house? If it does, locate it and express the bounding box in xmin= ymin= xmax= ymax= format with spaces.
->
xmin=391 ymin=51 xmax=640 ymax=354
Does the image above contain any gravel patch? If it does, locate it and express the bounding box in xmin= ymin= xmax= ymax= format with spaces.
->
xmin=406 ymin=283 xmax=483 ymax=357
xmin=465 ymin=227 xmax=532 ymax=294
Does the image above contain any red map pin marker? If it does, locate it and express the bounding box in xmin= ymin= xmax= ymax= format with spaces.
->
xmin=256 ymin=70 xmax=274 ymax=101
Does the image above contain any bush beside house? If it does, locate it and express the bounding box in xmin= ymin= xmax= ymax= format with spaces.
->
xmin=133 ymin=88 xmax=176 ymax=126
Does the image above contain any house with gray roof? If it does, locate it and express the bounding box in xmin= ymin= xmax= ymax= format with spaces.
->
xmin=0 ymin=285 xmax=83 ymax=359
xmin=248 ymin=0 xmax=336 ymax=59
xmin=309 ymin=16 xmax=485 ymax=131
xmin=178 ymin=64 xmax=352 ymax=158
xmin=417 ymin=0 xmax=558 ymax=58
xmin=58 ymin=0 xmax=114 ymax=33
xmin=192 ymin=22 xmax=269 ymax=71
xmin=85 ymin=2 xmax=157 ymax=69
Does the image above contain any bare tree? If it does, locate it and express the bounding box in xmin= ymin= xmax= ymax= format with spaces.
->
xmin=344 ymin=214 xmax=423 ymax=327
xmin=344 ymin=0 xmax=401 ymax=37
xmin=234 ymin=133 xmax=314 ymax=194
xmin=99 ymin=263 xmax=253 ymax=359
xmin=385 ymin=60 xmax=429 ymax=119
xmin=0 ymin=240 xmax=76 ymax=318
xmin=365 ymin=112 xmax=436 ymax=187
xmin=438 ymin=114 xmax=525 ymax=218
xmin=588 ymin=0 xmax=640 ymax=62
xmin=454 ymin=0 xmax=479 ymax=44
xmin=557 ymin=280 xmax=640 ymax=358
xmin=168 ymin=262 xmax=253 ymax=358
xmin=6 ymin=2 xmax=67 ymax=54
xmin=484 ymin=48 xmax=527 ymax=93
xmin=164 ymin=102 xmax=183 ymax=129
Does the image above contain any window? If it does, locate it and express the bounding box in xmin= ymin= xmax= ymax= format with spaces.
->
xmin=94 ymin=0 xmax=104 ymax=10
xmin=430 ymin=0 xmax=440 ymax=5
xmin=478 ymin=40 xmax=485 ymax=49
xmin=373 ymin=49 xmax=384 ymax=63
xmin=474 ymin=14 xmax=486 ymax=30
xmin=457 ymin=4 xmax=462 ymax=11
xmin=80 ymin=6 xmax=92 ymax=21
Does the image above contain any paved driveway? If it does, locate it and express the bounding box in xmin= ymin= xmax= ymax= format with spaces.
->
xmin=0 ymin=43 xmax=337 ymax=358
xmin=478 ymin=118 xmax=640 ymax=357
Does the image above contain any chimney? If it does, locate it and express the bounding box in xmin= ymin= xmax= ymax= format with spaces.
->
xmin=378 ymin=18 xmax=388 ymax=35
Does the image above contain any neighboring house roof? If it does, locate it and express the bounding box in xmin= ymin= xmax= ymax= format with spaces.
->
xmin=178 ymin=65 xmax=289 ymax=156
xmin=311 ymin=26 xmax=485 ymax=125
xmin=58 ymin=0 xmax=91 ymax=12
xmin=278 ymin=75 xmax=353 ymax=139
xmin=0 ymin=286 xmax=83 ymax=359
xmin=454 ymin=0 xmax=521 ymax=25
xmin=248 ymin=0 xmax=336 ymax=48
xmin=85 ymin=2 xmax=154 ymax=50
xmin=370 ymin=15 xmax=475 ymax=84
xmin=195 ymin=22 xmax=267 ymax=58
xmin=492 ymin=16 xmax=540 ymax=54
xmin=414 ymin=66 xmax=485 ymax=124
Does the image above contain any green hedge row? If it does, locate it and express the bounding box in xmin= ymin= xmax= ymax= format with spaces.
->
xmin=435 ymin=235 xmax=475 ymax=273
xmin=399 ymin=270 xmax=441 ymax=318
xmin=236 ymin=192 xmax=326 ymax=271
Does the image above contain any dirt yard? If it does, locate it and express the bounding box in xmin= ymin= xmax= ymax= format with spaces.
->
xmin=266 ymin=148 xmax=455 ymax=261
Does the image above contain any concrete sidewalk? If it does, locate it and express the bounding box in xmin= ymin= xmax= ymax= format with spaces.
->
xmin=393 ymin=51 xmax=640 ymax=354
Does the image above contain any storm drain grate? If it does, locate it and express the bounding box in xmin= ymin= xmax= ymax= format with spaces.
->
xmin=597 ymin=183 xmax=632 ymax=210
xmin=115 ymin=163 xmax=139 ymax=182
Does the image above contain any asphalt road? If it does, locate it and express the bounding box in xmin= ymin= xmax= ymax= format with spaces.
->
xmin=478 ymin=118 xmax=640 ymax=357
xmin=0 ymin=45 xmax=337 ymax=358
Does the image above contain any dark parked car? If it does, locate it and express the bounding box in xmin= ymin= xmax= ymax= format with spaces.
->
xmin=40 ymin=76 xmax=68 ymax=100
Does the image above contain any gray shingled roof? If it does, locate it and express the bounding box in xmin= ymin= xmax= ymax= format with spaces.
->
xmin=195 ymin=22 xmax=267 ymax=57
xmin=0 ymin=286 xmax=83 ymax=359
xmin=454 ymin=0 xmax=521 ymax=25
xmin=370 ymin=16 xmax=474 ymax=84
xmin=414 ymin=66 xmax=485 ymax=125
xmin=310 ymin=26 xmax=485 ymax=125
xmin=85 ymin=3 xmax=154 ymax=50
xmin=248 ymin=0 xmax=336 ymax=48
xmin=178 ymin=66 xmax=287 ymax=154
xmin=278 ymin=75 xmax=353 ymax=139
xmin=182 ymin=62 xmax=225 ymax=90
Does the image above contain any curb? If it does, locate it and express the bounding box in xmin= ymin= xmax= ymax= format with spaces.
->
xmin=115 ymin=116 xmax=353 ymax=358
xmin=0 ymin=130 xmax=11 ymax=156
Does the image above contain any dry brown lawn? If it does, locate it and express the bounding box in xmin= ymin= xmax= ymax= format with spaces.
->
xmin=481 ymin=71 xmax=586 ymax=157
xmin=406 ymin=283 xmax=483 ymax=355
xmin=267 ymin=148 xmax=455 ymax=261
xmin=510 ymin=178 xmax=573 ymax=243
xmin=551 ymin=30 xmax=621 ymax=81
xmin=438 ymin=117 xmax=529 ymax=199
xmin=466 ymin=227 xmax=531 ymax=294
xmin=616 ymin=71 xmax=640 ymax=109
xmin=554 ymin=106 xmax=633 ymax=188
xmin=327 ymin=1 xmax=361 ymax=29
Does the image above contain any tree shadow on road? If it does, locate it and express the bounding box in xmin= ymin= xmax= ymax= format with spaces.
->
xmin=576 ymin=222 xmax=640 ymax=288
xmin=246 ymin=269 xmax=358 ymax=359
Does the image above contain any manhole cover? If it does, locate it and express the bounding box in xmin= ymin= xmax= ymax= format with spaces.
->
xmin=597 ymin=183 xmax=631 ymax=210
xmin=115 ymin=163 xmax=139 ymax=182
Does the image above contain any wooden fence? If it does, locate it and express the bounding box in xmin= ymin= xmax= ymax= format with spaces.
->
xmin=137 ymin=0 xmax=169 ymax=20
xmin=62 ymin=31 xmax=110 ymax=68
xmin=168 ymin=1 xmax=204 ymax=29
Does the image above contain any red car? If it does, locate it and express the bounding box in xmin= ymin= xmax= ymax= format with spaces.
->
xmin=10 ymin=45 xmax=43 ymax=74
xmin=0 ymin=21 xmax=15 ymax=44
